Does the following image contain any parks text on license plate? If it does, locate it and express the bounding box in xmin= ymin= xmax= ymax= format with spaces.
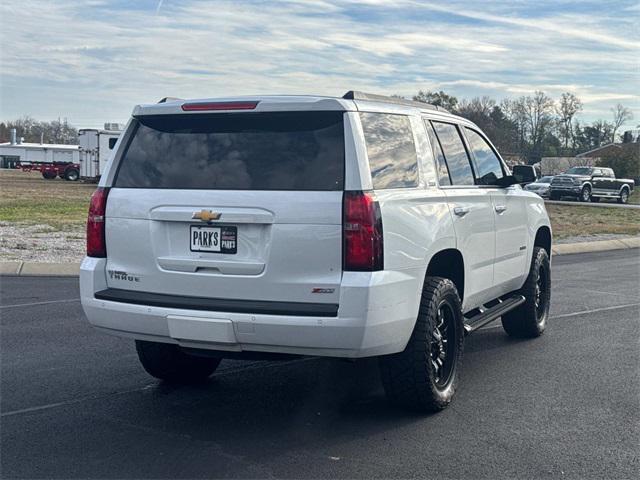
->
xmin=190 ymin=226 xmax=237 ymax=253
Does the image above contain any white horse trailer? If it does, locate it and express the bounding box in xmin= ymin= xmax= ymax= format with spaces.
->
xmin=79 ymin=128 xmax=121 ymax=181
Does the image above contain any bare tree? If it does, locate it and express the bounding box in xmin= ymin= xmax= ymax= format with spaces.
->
xmin=458 ymin=96 xmax=495 ymax=117
xmin=501 ymin=97 xmax=528 ymax=156
xmin=0 ymin=116 xmax=78 ymax=144
xmin=518 ymin=91 xmax=555 ymax=163
xmin=556 ymin=92 xmax=582 ymax=151
xmin=592 ymin=120 xmax=614 ymax=147
xmin=412 ymin=90 xmax=458 ymax=111
xmin=611 ymin=103 xmax=633 ymax=142
xmin=457 ymin=96 xmax=496 ymax=133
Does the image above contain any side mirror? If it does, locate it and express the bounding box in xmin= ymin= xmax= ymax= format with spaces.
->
xmin=512 ymin=165 xmax=537 ymax=184
xmin=494 ymin=175 xmax=520 ymax=188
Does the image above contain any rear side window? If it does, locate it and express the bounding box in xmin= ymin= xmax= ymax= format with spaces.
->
xmin=424 ymin=120 xmax=451 ymax=186
xmin=431 ymin=122 xmax=475 ymax=186
xmin=360 ymin=113 xmax=418 ymax=189
xmin=115 ymin=112 xmax=344 ymax=190
xmin=108 ymin=138 xmax=117 ymax=149
xmin=464 ymin=128 xmax=504 ymax=185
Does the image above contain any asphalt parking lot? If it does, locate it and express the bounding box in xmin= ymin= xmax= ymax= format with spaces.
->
xmin=1 ymin=249 xmax=639 ymax=479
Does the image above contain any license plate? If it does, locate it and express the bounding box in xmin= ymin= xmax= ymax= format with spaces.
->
xmin=190 ymin=226 xmax=237 ymax=253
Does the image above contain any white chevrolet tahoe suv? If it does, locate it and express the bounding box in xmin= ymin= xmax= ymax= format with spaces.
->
xmin=81 ymin=91 xmax=552 ymax=412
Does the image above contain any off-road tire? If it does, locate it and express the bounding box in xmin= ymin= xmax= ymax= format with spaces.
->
xmin=618 ymin=188 xmax=629 ymax=204
xmin=135 ymin=340 xmax=221 ymax=383
xmin=580 ymin=185 xmax=591 ymax=202
xmin=379 ymin=277 xmax=464 ymax=412
xmin=502 ymin=247 xmax=550 ymax=338
xmin=64 ymin=168 xmax=79 ymax=181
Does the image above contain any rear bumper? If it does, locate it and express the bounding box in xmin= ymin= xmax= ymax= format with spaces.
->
xmin=80 ymin=258 xmax=422 ymax=358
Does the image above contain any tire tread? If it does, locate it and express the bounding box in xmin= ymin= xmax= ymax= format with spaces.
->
xmin=501 ymin=247 xmax=550 ymax=338
xmin=380 ymin=277 xmax=464 ymax=412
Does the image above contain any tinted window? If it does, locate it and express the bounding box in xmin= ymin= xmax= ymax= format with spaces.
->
xmin=464 ymin=128 xmax=504 ymax=185
xmin=108 ymin=138 xmax=117 ymax=149
xmin=115 ymin=112 xmax=344 ymax=190
xmin=425 ymin=121 xmax=451 ymax=186
xmin=432 ymin=122 xmax=474 ymax=186
xmin=566 ymin=167 xmax=593 ymax=175
xmin=360 ymin=113 xmax=418 ymax=189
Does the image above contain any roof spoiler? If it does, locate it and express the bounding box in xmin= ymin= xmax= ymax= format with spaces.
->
xmin=157 ymin=97 xmax=183 ymax=103
xmin=342 ymin=91 xmax=447 ymax=112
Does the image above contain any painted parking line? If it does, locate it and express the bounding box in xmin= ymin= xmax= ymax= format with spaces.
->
xmin=550 ymin=302 xmax=640 ymax=318
xmin=0 ymin=357 xmax=316 ymax=418
xmin=0 ymin=298 xmax=80 ymax=309
xmin=480 ymin=302 xmax=640 ymax=330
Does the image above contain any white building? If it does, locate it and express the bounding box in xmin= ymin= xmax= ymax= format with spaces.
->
xmin=0 ymin=130 xmax=79 ymax=168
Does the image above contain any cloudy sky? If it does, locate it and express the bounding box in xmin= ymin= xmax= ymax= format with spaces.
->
xmin=1 ymin=0 xmax=638 ymax=128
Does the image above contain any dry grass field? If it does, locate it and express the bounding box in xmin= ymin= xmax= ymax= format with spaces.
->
xmin=0 ymin=168 xmax=638 ymax=261
xmin=546 ymin=203 xmax=640 ymax=240
xmin=0 ymin=169 xmax=96 ymax=262
xmin=0 ymin=169 xmax=96 ymax=229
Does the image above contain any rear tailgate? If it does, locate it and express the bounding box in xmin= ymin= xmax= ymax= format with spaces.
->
xmin=104 ymin=110 xmax=345 ymax=307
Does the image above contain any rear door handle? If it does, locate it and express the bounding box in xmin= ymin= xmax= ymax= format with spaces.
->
xmin=495 ymin=205 xmax=507 ymax=213
xmin=453 ymin=206 xmax=470 ymax=217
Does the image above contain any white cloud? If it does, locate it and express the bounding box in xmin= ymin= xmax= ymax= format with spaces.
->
xmin=0 ymin=0 xmax=637 ymax=126
xmin=399 ymin=1 xmax=639 ymax=50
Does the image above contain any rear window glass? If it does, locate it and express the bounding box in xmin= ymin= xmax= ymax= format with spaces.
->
xmin=360 ymin=113 xmax=418 ymax=189
xmin=115 ymin=112 xmax=344 ymax=190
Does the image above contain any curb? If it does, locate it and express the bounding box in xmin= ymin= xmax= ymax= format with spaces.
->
xmin=1 ymin=237 xmax=638 ymax=276
xmin=0 ymin=262 xmax=81 ymax=276
xmin=552 ymin=237 xmax=640 ymax=255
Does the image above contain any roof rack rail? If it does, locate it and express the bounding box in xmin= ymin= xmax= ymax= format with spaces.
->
xmin=342 ymin=91 xmax=446 ymax=112
xmin=158 ymin=97 xmax=183 ymax=103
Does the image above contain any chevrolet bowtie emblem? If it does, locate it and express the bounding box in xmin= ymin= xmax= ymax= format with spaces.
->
xmin=192 ymin=210 xmax=222 ymax=222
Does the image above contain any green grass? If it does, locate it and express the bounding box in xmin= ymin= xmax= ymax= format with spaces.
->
xmin=546 ymin=203 xmax=640 ymax=239
xmin=0 ymin=170 xmax=95 ymax=231
xmin=1 ymin=169 xmax=638 ymax=242
xmin=0 ymin=199 xmax=89 ymax=230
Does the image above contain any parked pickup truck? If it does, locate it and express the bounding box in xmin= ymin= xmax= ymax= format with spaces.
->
xmin=549 ymin=166 xmax=635 ymax=203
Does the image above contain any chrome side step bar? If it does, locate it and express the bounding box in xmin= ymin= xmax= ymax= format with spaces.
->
xmin=463 ymin=294 xmax=526 ymax=335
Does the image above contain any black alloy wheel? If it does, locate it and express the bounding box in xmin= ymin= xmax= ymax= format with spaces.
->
xmin=431 ymin=300 xmax=457 ymax=389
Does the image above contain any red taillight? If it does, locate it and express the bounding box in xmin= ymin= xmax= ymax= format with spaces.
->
xmin=343 ymin=190 xmax=383 ymax=271
xmin=181 ymin=101 xmax=259 ymax=111
xmin=86 ymin=187 xmax=109 ymax=258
